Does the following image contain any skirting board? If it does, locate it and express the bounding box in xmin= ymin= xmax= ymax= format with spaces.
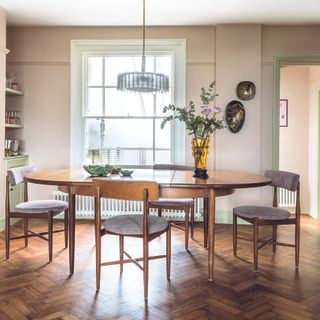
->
xmin=0 ymin=212 xmax=312 ymax=232
xmin=0 ymin=211 xmax=244 ymax=231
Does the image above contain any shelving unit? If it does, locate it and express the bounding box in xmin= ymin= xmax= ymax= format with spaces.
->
xmin=5 ymin=85 xmax=25 ymax=157
xmin=4 ymin=85 xmax=28 ymax=210
xmin=5 ymin=124 xmax=23 ymax=129
xmin=5 ymin=87 xmax=23 ymax=96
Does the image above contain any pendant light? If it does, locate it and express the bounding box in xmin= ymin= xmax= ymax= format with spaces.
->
xmin=117 ymin=0 xmax=169 ymax=93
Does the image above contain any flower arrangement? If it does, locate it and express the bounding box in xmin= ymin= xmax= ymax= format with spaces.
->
xmin=161 ymin=82 xmax=224 ymax=179
xmin=160 ymin=82 xmax=224 ymax=139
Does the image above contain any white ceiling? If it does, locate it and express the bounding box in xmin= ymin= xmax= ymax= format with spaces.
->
xmin=1 ymin=0 xmax=320 ymax=27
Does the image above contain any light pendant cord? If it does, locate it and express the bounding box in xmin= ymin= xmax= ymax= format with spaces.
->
xmin=142 ymin=0 xmax=146 ymax=72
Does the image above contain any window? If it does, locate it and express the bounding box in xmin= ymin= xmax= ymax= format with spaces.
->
xmin=71 ymin=40 xmax=186 ymax=167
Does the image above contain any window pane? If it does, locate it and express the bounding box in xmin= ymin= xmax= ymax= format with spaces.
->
xmin=156 ymin=56 xmax=172 ymax=83
xmin=100 ymin=149 xmax=153 ymax=165
xmin=86 ymin=88 xmax=103 ymax=116
xmin=155 ymin=119 xmax=170 ymax=149
xmin=155 ymin=150 xmax=171 ymax=164
xmin=103 ymin=119 xmax=153 ymax=148
xmin=88 ymin=57 xmax=103 ymax=86
xmin=84 ymin=118 xmax=101 ymax=150
xmin=105 ymin=88 xmax=154 ymax=116
xmin=84 ymin=149 xmax=102 ymax=165
xmin=156 ymin=92 xmax=171 ymax=116
xmin=105 ymin=56 xmax=155 ymax=86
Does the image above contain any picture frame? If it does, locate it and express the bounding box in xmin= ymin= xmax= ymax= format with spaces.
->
xmin=279 ymin=99 xmax=288 ymax=127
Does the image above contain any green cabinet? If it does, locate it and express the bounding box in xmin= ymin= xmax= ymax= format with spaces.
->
xmin=4 ymin=155 xmax=29 ymax=211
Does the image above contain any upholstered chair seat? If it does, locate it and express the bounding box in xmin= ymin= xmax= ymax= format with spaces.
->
xmin=150 ymin=164 xmax=195 ymax=250
xmin=104 ymin=214 xmax=169 ymax=236
xmin=233 ymin=169 xmax=301 ymax=271
xmin=5 ymin=166 xmax=68 ymax=262
xmin=233 ymin=206 xmax=290 ymax=220
xmin=93 ymin=179 xmax=171 ymax=300
xmin=16 ymin=200 xmax=68 ymax=214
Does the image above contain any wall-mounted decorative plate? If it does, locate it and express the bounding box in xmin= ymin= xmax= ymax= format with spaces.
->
xmin=225 ymin=100 xmax=245 ymax=133
xmin=236 ymin=81 xmax=256 ymax=101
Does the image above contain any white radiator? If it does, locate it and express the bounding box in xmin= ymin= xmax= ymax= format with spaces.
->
xmin=53 ymin=191 xmax=203 ymax=220
xmin=278 ymin=188 xmax=296 ymax=208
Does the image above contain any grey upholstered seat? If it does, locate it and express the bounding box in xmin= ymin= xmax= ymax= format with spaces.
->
xmin=149 ymin=197 xmax=194 ymax=206
xmin=234 ymin=205 xmax=290 ymax=220
xmin=151 ymin=163 xmax=195 ymax=250
xmin=104 ymin=214 xmax=169 ymax=236
xmin=233 ymin=170 xmax=301 ymax=271
xmin=5 ymin=165 xmax=69 ymax=262
xmin=15 ymin=200 xmax=68 ymax=214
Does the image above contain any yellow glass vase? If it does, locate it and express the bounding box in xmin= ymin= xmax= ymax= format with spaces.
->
xmin=192 ymin=138 xmax=209 ymax=179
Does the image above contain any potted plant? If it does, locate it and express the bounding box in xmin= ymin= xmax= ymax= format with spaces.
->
xmin=161 ymin=82 xmax=224 ymax=179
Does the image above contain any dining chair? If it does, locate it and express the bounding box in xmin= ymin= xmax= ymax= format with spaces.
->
xmin=5 ymin=166 xmax=68 ymax=261
xmin=149 ymin=164 xmax=195 ymax=250
xmin=233 ymin=170 xmax=300 ymax=271
xmin=93 ymin=179 xmax=171 ymax=300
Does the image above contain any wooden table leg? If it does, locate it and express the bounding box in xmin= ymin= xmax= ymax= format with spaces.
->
xmin=68 ymin=189 xmax=76 ymax=274
xmin=208 ymin=189 xmax=215 ymax=281
xmin=203 ymin=197 xmax=209 ymax=248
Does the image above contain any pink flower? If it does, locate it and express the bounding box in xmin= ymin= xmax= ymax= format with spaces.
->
xmin=213 ymin=106 xmax=221 ymax=113
xmin=201 ymin=107 xmax=213 ymax=116
xmin=184 ymin=105 xmax=191 ymax=112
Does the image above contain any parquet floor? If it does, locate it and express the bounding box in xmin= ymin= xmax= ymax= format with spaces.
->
xmin=0 ymin=216 xmax=319 ymax=320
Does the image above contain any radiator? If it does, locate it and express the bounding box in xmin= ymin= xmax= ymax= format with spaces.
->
xmin=278 ymin=188 xmax=296 ymax=208
xmin=53 ymin=191 xmax=203 ymax=220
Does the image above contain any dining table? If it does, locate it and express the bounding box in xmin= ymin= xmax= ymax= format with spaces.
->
xmin=25 ymin=168 xmax=271 ymax=281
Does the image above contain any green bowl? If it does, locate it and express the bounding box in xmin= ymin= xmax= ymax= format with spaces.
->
xmin=120 ymin=169 xmax=134 ymax=177
xmin=83 ymin=165 xmax=110 ymax=177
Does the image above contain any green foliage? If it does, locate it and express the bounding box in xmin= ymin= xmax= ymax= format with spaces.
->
xmin=161 ymin=82 xmax=225 ymax=139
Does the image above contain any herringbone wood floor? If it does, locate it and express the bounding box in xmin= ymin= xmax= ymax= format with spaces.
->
xmin=0 ymin=216 xmax=319 ymax=320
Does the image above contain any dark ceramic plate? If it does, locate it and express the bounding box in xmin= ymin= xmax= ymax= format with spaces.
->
xmin=236 ymin=81 xmax=256 ymax=101
xmin=225 ymin=100 xmax=245 ymax=133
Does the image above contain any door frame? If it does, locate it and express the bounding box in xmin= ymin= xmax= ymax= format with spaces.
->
xmin=273 ymin=56 xmax=320 ymax=218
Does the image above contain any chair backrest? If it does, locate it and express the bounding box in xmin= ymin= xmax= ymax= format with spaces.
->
xmin=265 ymin=170 xmax=300 ymax=215
xmin=7 ymin=166 xmax=35 ymax=186
xmin=92 ymin=179 xmax=159 ymax=201
xmin=265 ymin=170 xmax=300 ymax=191
xmin=153 ymin=164 xmax=194 ymax=171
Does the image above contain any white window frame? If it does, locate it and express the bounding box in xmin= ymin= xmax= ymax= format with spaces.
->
xmin=70 ymin=39 xmax=186 ymax=168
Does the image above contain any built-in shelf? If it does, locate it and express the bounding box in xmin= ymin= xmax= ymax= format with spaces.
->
xmin=5 ymin=87 xmax=23 ymax=96
xmin=4 ymin=155 xmax=28 ymax=160
xmin=5 ymin=124 xmax=23 ymax=129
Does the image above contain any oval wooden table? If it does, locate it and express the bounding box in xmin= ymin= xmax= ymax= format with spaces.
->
xmin=25 ymin=168 xmax=271 ymax=281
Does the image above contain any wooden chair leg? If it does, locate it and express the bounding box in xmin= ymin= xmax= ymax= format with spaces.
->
xmin=272 ymin=224 xmax=277 ymax=254
xmin=184 ymin=205 xmax=190 ymax=250
xmin=5 ymin=215 xmax=10 ymax=260
xmin=64 ymin=209 xmax=68 ymax=248
xmin=48 ymin=213 xmax=53 ymax=262
xmin=190 ymin=203 xmax=195 ymax=240
xmin=119 ymin=235 xmax=124 ymax=273
xmin=143 ymin=238 xmax=149 ymax=300
xmin=203 ymin=198 xmax=208 ymax=248
xmin=295 ymin=220 xmax=300 ymax=269
xmin=166 ymin=225 xmax=171 ymax=281
xmin=96 ymin=231 xmax=101 ymax=290
xmin=253 ymin=218 xmax=259 ymax=271
xmin=233 ymin=213 xmax=237 ymax=256
xmin=24 ymin=218 xmax=28 ymax=247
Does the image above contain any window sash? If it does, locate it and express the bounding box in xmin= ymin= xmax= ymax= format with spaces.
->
xmin=71 ymin=39 xmax=186 ymax=168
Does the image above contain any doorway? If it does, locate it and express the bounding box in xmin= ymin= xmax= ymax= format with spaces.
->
xmin=274 ymin=57 xmax=320 ymax=219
